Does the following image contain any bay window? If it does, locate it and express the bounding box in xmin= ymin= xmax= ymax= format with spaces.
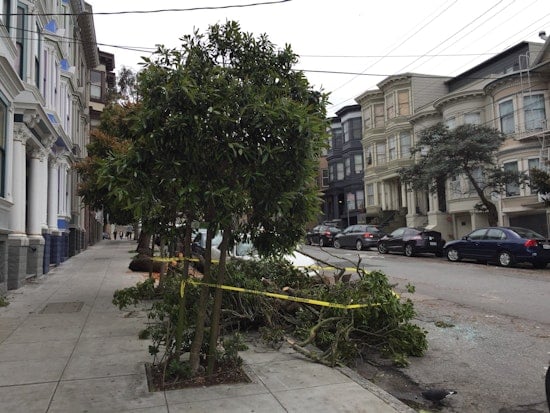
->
xmin=499 ymin=100 xmax=515 ymax=134
xmin=524 ymin=94 xmax=546 ymax=131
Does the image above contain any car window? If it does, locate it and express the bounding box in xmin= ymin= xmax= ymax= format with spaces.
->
xmin=468 ymin=229 xmax=487 ymax=240
xmin=366 ymin=226 xmax=380 ymax=233
xmin=511 ymin=227 xmax=546 ymax=239
xmin=391 ymin=228 xmax=405 ymax=237
xmin=486 ymin=229 xmax=506 ymax=240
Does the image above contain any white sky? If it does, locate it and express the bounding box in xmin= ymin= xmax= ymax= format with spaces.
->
xmin=89 ymin=0 xmax=550 ymax=116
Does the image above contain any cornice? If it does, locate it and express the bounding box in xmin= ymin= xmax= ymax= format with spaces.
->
xmin=432 ymin=90 xmax=486 ymax=111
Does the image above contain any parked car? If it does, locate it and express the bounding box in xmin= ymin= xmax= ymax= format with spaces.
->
xmin=443 ymin=226 xmax=550 ymax=268
xmin=305 ymin=224 xmax=341 ymax=247
xmin=191 ymin=229 xmax=321 ymax=274
xmin=377 ymin=227 xmax=445 ymax=257
xmin=333 ymin=224 xmax=385 ymax=250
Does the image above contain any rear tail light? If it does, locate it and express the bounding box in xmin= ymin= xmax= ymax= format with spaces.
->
xmin=524 ymin=239 xmax=538 ymax=248
xmin=323 ymin=231 xmax=332 ymax=237
xmin=362 ymin=232 xmax=373 ymax=238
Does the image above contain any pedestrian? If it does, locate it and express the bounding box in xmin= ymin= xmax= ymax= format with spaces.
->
xmin=113 ymin=226 xmax=117 ymax=240
xmin=119 ymin=231 xmax=124 ymax=239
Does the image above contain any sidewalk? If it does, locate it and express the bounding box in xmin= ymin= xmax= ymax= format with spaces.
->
xmin=0 ymin=239 xmax=415 ymax=413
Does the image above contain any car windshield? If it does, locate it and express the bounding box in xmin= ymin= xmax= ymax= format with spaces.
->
xmin=511 ymin=227 xmax=546 ymax=239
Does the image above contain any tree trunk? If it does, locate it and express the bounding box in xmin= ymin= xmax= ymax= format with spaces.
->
xmin=466 ymin=170 xmax=499 ymax=227
xmin=189 ymin=226 xmax=215 ymax=373
xmin=174 ymin=224 xmax=193 ymax=362
xmin=206 ymin=225 xmax=231 ymax=377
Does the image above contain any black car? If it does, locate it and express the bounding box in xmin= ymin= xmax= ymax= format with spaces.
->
xmin=305 ymin=224 xmax=341 ymax=247
xmin=377 ymin=227 xmax=445 ymax=257
xmin=444 ymin=226 xmax=550 ymax=268
xmin=333 ymin=225 xmax=385 ymax=250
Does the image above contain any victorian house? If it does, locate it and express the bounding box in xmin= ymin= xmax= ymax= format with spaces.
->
xmin=0 ymin=0 xmax=99 ymax=294
xmin=324 ymin=105 xmax=365 ymax=227
xmin=355 ymin=34 xmax=550 ymax=240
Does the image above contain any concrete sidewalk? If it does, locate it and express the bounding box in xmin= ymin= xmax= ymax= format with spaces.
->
xmin=0 ymin=240 xmax=414 ymax=413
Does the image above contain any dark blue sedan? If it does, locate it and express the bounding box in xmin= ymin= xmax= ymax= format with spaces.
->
xmin=443 ymin=227 xmax=550 ymax=268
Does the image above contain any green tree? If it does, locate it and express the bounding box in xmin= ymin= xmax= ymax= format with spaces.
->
xmin=124 ymin=20 xmax=328 ymax=376
xmin=528 ymin=167 xmax=550 ymax=205
xmin=400 ymin=123 xmax=525 ymax=226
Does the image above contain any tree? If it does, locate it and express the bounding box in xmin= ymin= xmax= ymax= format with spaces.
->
xmin=119 ymin=20 xmax=329 ymax=377
xmin=399 ymin=123 xmax=525 ymax=226
xmin=528 ymin=168 xmax=550 ymax=205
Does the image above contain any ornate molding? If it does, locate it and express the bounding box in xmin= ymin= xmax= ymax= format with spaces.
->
xmin=13 ymin=124 xmax=32 ymax=144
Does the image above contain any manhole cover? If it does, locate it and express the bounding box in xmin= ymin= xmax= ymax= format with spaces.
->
xmin=40 ymin=301 xmax=84 ymax=314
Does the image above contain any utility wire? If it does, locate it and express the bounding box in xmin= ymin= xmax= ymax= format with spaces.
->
xmin=1 ymin=0 xmax=292 ymax=17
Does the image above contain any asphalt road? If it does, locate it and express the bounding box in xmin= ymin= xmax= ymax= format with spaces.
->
xmin=300 ymin=245 xmax=550 ymax=413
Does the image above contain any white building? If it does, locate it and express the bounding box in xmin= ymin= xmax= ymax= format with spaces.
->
xmin=0 ymin=0 xmax=99 ymax=293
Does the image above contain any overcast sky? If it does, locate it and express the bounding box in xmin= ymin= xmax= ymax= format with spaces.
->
xmin=90 ymin=0 xmax=550 ymax=116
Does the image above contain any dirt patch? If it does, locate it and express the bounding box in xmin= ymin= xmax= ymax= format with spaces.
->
xmin=145 ymin=362 xmax=250 ymax=392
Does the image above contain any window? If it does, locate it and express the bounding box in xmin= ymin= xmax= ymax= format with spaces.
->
xmin=499 ymin=100 xmax=515 ymax=134
xmin=366 ymin=184 xmax=374 ymax=206
xmin=374 ymin=104 xmax=384 ymax=128
xmin=356 ymin=190 xmax=365 ymax=209
xmin=346 ymin=192 xmax=355 ymax=210
xmin=464 ymin=112 xmax=481 ymax=125
xmin=343 ymin=118 xmax=361 ymax=142
xmin=503 ymin=161 xmax=519 ymax=196
xmin=329 ymin=167 xmax=334 ymax=182
xmin=486 ymin=228 xmax=506 ymax=240
xmin=386 ymin=93 xmax=395 ymax=119
xmin=468 ymin=167 xmax=484 ymax=192
xmin=332 ymin=127 xmax=342 ymax=148
xmin=354 ymin=153 xmax=363 ymax=174
xmin=376 ymin=142 xmax=386 ymax=165
xmin=449 ymin=175 xmax=461 ymax=197
xmin=445 ymin=117 xmax=455 ymax=129
xmin=468 ymin=229 xmax=487 ymax=240
xmin=34 ymin=22 xmax=41 ymax=89
xmin=16 ymin=5 xmax=25 ymax=78
xmin=344 ymin=157 xmax=351 ymax=176
xmin=90 ymin=70 xmax=102 ymax=100
xmin=528 ymin=158 xmax=540 ymax=195
xmin=399 ymin=131 xmax=411 ymax=158
xmin=388 ymin=135 xmax=397 ymax=160
xmin=336 ymin=162 xmax=344 ymax=180
xmin=397 ymin=90 xmax=410 ymax=116
xmin=524 ymin=94 xmax=546 ymax=131
xmin=363 ymin=106 xmax=371 ymax=129
xmin=0 ymin=99 xmax=6 ymax=196
xmin=321 ymin=169 xmax=329 ymax=187
xmin=1 ymin=0 xmax=11 ymax=30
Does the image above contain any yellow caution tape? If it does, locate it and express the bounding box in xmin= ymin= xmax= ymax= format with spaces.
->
xmin=181 ymin=279 xmax=383 ymax=309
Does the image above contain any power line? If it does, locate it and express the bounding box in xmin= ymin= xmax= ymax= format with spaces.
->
xmin=3 ymin=0 xmax=292 ymax=17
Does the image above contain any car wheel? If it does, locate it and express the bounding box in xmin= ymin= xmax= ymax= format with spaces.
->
xmin=446 ymin=247 xmax=460 ymax=262
xmin=497 ymin=250 xmax=515 ymax=267
xmin=319 ymin=238 xmax=325 ymax=247
xmin=334 ymin=240 xmax=341 ymax=249
xmin=377 ymin=243 xmax=388 ymax=254
xmin=533 ymin=261 xmax=547 ymax=269
xmin=356 ymin=240 xmax=363 ymax=251
xmin=404 ymin=243 xmax=414 ymax=257
xmin=305 ymin=237 xmax=311 ymax=246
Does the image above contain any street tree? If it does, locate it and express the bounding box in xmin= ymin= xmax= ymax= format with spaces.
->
xmin=400 ymin=123 xmax=525 ymax=226
xmin=528 ymin=168 xmax=550 ymax=205
xmin=116 ymin=21 xmax=328 ymax=377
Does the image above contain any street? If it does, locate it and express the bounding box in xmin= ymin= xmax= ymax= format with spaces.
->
xmin=300 ymin=245 xmax=550 ymax=413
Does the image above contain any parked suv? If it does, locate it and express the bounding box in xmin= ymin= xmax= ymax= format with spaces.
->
xmin=377 ymin=227 xmax=445 ymax=257
xmin=333 ymin=225 xmax=385 ymax=250
xmin=305 ymin=224 xmax=341 ymax=247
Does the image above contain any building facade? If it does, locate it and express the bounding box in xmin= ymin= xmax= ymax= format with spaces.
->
xmin=323 ymin=105 xmax=365 ymax=228
xmin=356 ymin=74 xmax=450 ymax=232
xmin=0 ymin=0 xmax=99 ymax=294
xmin=355 ymin=36 xmax=550 ymax=240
